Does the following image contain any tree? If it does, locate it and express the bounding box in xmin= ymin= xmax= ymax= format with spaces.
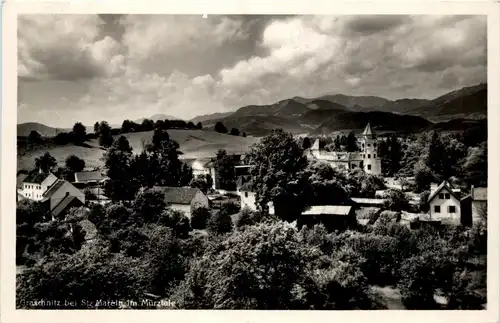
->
xmin=191 ymin=206 xmax=211 ymax=230
xmin=17 ymin=244 xmax=148 ymax=309
xmin=413 ymin=160 xmax=434 ymax=193
xmin=207 ymin=209 xmax=233 ymax=235
xmin=388 ymin=135 xmax=403 ymax=175
xmin=230 ymin=128 xmax=240 ymax=136
xmin=189 ymin=174 xmax=213 ymax=194
xmin=94 ymin=122 xmax=100 ymax=134
xmin=346 ymin=131 xmax=358 ymax=152
xmin=213 ymin=150 xmax=237 ymax=191
xmin=133 ymin=188 xmax=167 ymax=223
xmin=214 ymin=122 xmax=228 ymax=134
xmin=302 ymin=137 xmax=312 ymax=150
xmin=462 ymin=141 xmax=487 ymax=187
xmin=72 ymin=122 xmax=87 ymax=144
xmin=383 ymin=189 xmax=410 ymax=212
xmin=121 ymin=120 xmax=135 ymax=133
xmin=103 ymin=136 xmax=138 ymax=201
xmin=246 ymin=129 xmax=309 ymax=221
xmin=242 ymin=132 xmax=247 ymax=138
xmin=187 ymin=121 xmax=196 ymax=129
xmin=35 ymin=152 xmax=57 ymax=173
xmin=97 ymin=121 xmax=114 ymax=147
xmin=426 ymin=131 xmax=445 ymax=178
xmin=65 ymin=155 xmax=85 ymax=173
xmin=141 ymin=119 xmax=154 ymax=132
xmin=306 ymin=161 xmax=350 ymax=205
xmin=172 ymin=221 xmax=372 ymax=309
xmin=196 ymin=122 xmax=202 ymax=130
xmin=28 ymin=130 xmax=42 ymax=143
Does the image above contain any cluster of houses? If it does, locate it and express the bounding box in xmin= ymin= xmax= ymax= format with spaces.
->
xmin=17 ymin=123 xmax=487 ymax=230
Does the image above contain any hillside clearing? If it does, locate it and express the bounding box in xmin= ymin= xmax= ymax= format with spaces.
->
xmin=17 ymin=129 xmax=261 ymax=171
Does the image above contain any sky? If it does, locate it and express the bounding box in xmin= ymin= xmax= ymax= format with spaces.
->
xmin=18 ymin=14 xmax=487 ymax=127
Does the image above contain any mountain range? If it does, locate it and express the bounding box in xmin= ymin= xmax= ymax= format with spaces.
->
xmin=17 ymin=83 xmax=487 ymax=137
xmin=201 ymin=83 xmax=487 ymax=136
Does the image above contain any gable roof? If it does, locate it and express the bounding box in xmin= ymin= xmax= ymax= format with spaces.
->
xmin=17 ymin=174 xmax=28 ymax=188
xmin=362 ymin=123 xmax=373 ymax=136
xmin=302 ymin=205 xmax=353 ymax=216
xmin=152 ymin=186 xmax=203 ymax=205
xmin=428 ymin=181 xmax=459 ymax=202
xmin=43 ymin=179 xmax=68 ymax=198
xmin=311 ymin=139 xmax=320 ymax=151
xmin=74 ymin=171 xmax=103 ymax=182
xmin=472 ymin=187 xmax=487 ymax=201
xmin=23 ymin=172 xmax=53 ymax=184
xmin=51 ymin=194 xmax=83 ymax=217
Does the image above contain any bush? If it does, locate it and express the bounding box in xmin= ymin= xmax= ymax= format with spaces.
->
xmin=419 ymin=190 xmax=430 ymax=213
xmin=160 ymin=209 xmax=192 ymax=238
xmin=191 ymin=206 xmax=211 ymax=230
xmin=383 ymin=189 xmax=410 ymax=212
xmin=234 ymin=207 xmax=263 ymax=229
xmin=207 ymin=210 xmax=233 ymax=235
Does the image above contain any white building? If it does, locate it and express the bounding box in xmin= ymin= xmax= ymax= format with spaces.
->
xmin=471 ymin=186 xmax=487 ymax=224
xmin=308 ymin=123 xmax=382 ymax=175
xmin=427 ymin=181 xmax=461 ymax=225
xmin=237 ymin=177 xmax=275 ymax=214
xmin=20 ymin=171 xmax=58 ymax=201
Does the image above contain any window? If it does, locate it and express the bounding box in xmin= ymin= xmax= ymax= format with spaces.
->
xmin=367 ymin=143 xmax=371 ymax=147
xmin=363 ymin=154 xmax=365 ymax=158
xmin=374 ymin=154 xmax=377 ymax=158
xmin=374 ymin=143 xmax=377 ymax=148
xmin=448 ymin=206 xmax=456 ymax=213
xmin=434 ymin=205 xmax=441 ymax=213
xmin=362 ymin=143 xmax=365 ymax=148
xmin=444 ymin=193 xmax=450 ymax=199
xmin=244 ymin=192 xmax=248 ymax=198
xmin=368 ymin=154 xmax=371 ymax=158
xmin=439 ymin=193 xmax=445 ymax=199
xmin=367 ymin=165 xmax=371 ymax=170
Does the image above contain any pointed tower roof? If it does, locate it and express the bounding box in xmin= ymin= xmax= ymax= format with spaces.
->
xmin=311 ymin=139 xmax=320 ymax=151
xmin=362 ymin=123 xmax=373 ymax=136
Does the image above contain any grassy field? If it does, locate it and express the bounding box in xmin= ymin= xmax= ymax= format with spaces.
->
xmin=17 ymin=129 xmax=261 ymax=171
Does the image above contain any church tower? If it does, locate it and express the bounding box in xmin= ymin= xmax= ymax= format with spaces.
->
xmin=359 ymin=123 xmax=382 ymax=175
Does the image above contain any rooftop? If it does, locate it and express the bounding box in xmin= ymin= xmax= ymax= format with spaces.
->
xmin=152 ymin=186 xmax=203 ymax=205
xmin=428 ymin=181 xmax=459 ymax=202
xmin=23 ymin=172 xmax=53 ymax=184
xmin=302 ymin=205 xmax=353 ymax=216
xmin=43 ymin=179 xmax=68 ymax=198
xmin=74 ymin=171 xmax=104 ymax=183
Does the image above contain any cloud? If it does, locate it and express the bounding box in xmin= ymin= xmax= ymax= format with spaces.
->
xmin=17 ymin=14 xmax=487 ymax=127
xmin=18 ymin=15 xmax=125 ymax=81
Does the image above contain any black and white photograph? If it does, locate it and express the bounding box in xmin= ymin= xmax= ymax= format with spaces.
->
xmin=3 ymin=4 xmax=498 ymax=319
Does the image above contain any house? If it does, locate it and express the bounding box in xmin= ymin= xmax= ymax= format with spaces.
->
xmin=84 ymin=187 xmax=112 ymax=205
xmin=152 ymin=186 xmax=210 ymax=217
xmin=427 ymin=181 xmax=461 ymax=225
xmin=237 ymin=176 xmax=275 ymax=214
xmin=460 ymin=186 xmax=487 ymax=226
xmin=299 ymin=205 xmax=357 ymax=231
xmin=20 ymin=171 xmax=58 ymax=201
xmin=74 ymin=171 xmax=104 ymax=185
xmin=41 ymin=179 xmax=86 ymax=213
xmin=308 ymin=123 xmax=382 ymax=175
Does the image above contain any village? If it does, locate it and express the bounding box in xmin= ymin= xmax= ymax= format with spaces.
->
xmin=16 ymin=123 xmax=487 ymax=234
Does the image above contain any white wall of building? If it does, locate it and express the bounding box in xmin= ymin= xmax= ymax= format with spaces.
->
xmin=472 ymin=200 xmax=487 ymax=224
xmin=429 ymin=187 xmax=461 ymax=225
xmin=21 ymin=173 xmax=58 ymax=201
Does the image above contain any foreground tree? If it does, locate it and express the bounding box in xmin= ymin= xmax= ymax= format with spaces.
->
xmin=213 ymin=150 xmax=237 ymax=190
xmin=103 ymin=136 xmax=138 ymax=201
xmin=247 ymin=129 xmax=309 ymax=221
